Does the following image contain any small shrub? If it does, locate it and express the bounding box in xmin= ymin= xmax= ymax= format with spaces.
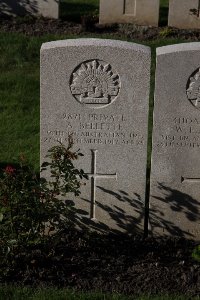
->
xmin=0 ymin=139 xmax=88 ymax=277
xmin=159 ymin=27 xmax=173 ymax=38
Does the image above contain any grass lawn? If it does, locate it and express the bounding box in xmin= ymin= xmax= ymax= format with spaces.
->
xmin=0 ymin=286 xmax=196 ymax=300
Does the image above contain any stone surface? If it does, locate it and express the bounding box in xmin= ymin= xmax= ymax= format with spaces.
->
xmin=150 ymin=43 xmax=200 ymax=240
xmin=0 ymin=0 xmax=59 ymax=19
xmin=168 ymin=0 xmax=200 ymax=29
xmin=40 ymin=39 xmax=151 ymax=234
xmin=99 ymin=0 xmax=160 ymax=27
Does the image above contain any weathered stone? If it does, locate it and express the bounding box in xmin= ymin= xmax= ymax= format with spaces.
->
xmin=40 ymin=39 xmax=151 ymax=234
xmin=0 ymin=0 xmax=59 ymax=19
xmin=168 ymin=0 xmax=200 ymax=29
xmin=99 ymin=0 xmax=160 ymax=27
xmin=150 ymin=43 xmax=200 ymax=240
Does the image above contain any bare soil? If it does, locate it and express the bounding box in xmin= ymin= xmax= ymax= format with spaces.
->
xmin=1 ymin=16 xmax=200 ymax=41
xmin=1 ymin=230 xmax=200 ymax=298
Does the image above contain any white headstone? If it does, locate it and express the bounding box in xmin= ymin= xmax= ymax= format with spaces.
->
xmin=99 ymin=0 xmax=160 ymax=27
xmin=150 ymin=43 xmax=200 ymax=240
xmin=168 ymin=0 xmax=200 ymax=29
xmin=0 ymin=0 xmax=59 ymax=19
xmin=40 ymin=39 xmax=151 ymax=234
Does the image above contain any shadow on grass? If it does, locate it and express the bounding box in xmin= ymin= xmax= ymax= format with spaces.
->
xmin=149 ymin=182 xmax=200 ymax=239
xmin=60 ymin=1 xmax=98 ymax=22
xmin=159 ymin=6 xmax=169 ymax=27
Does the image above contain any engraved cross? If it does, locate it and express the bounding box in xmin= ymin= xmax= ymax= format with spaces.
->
xmin=123 ymin=0 xmax=136 ymax=15
xmin=198 ymin=0 xmax=200 ymax=17
xmin=181 ymin=176 xmax=200 ymax=183
xmin=87 ymin=150 xmax=117 ymax=220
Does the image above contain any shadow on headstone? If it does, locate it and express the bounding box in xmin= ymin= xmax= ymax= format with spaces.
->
xmin=0 ymin=0 xmax=38 ymax=17
xmin=64 ymin=187 xmax=145 ymax=236
xmin=1 ymin=161 xmax=198 ymax=239
xmin=150 ymin=182 xmax=200 ymax=239
xmin=0 ymin=0 xmax=59 ymax=18
xmin=66 ymin=182 xmax=200 ymax=239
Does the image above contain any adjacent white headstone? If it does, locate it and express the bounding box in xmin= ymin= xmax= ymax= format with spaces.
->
xmin=0 ymin=0 xmax=59 ymax=19
xmin=99 ymin=0 xmax=160 ymax=27
xmin=168 ymin=0 xmax=200 ymax=29
xmin=150 ymin=43 xmax=200 ymax=240
xmin=40 ymin=39 xmax=151 ymax=234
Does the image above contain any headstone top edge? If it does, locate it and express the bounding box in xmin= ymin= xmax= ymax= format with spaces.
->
xmin=156 ymin=42 xmax=200 ymax=56
xmin=41 ymin=38 xmax=151 ymax=54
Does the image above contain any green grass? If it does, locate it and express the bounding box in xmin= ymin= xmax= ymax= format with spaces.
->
xmin=0 ymin=286 xmax=197 ymax=300
xmin=0 ymin=33 xmax=41 ymax=170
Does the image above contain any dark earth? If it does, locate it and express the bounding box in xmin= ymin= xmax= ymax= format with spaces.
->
xmin=1 ymin=230 xmax=200 ymax=298
xmin=1 ymin=15 xmax=200 ymax=41
xmin=0 ymin=16 xmax=200 ymax=298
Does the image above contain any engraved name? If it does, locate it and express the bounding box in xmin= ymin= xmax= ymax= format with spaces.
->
xmin=156 ymin=116 xmax=200 ymax=149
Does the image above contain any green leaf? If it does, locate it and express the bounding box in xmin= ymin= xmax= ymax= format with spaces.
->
xmin=192 ymin=245 xmax=200 ymax=262
xmin=7 ymin=239 xmax=17 ymax=245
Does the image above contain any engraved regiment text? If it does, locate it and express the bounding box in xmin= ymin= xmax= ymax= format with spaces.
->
xmin=43 ymin=113 xmax=144 ymax=146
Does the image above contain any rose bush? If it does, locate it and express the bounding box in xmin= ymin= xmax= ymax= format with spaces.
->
xmin=0 ymin=139 xmax=88 ymax=277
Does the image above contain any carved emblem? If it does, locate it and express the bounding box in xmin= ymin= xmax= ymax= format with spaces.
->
xmin=70 ymin=60 xmax=120 ymax=108
xmin=186 ymin=68 xmax=200 ymax=109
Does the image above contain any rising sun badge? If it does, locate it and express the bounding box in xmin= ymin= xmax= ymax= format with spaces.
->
xmin=186 ymin=68 xmax=200 ymax=110
xmin=70 ymin=60 xmax=121 ymax=108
